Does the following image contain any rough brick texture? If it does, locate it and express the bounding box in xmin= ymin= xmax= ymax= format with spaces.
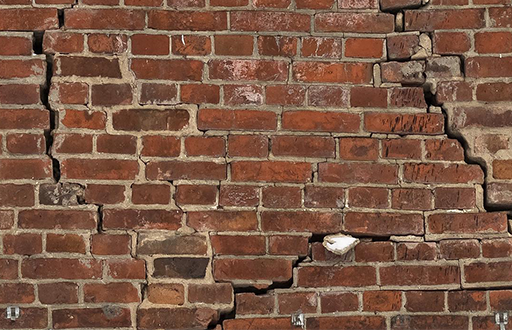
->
xmin=0 ymin=0 xmax=511 ymax=329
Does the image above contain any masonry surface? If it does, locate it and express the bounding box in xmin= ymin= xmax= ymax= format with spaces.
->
xmin=1 ymin=0 xmax=512 ymax=329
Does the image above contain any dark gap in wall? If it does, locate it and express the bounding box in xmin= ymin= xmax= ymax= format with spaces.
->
xmin=36 ymin=33 xmax=62 ymax=183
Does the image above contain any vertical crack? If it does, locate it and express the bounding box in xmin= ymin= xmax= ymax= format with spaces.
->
xmin=36 ymin=32 xmax=61 ymax=183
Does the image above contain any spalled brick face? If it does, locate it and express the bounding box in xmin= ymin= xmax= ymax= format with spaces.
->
xmin=0 ymin=0 xmax=511 ymax=329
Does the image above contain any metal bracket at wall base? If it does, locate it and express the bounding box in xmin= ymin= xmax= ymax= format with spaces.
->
xmin=291 ymin=310 xmax=305 ymax=329
xmin=5 ymin=306 xmax=20 ymax=321
xmin=495 ymin=312 xmax=508 ymax=330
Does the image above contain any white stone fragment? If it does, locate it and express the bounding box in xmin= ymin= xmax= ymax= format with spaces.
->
xmin=322 ymin=234 xmax=359 ymax=256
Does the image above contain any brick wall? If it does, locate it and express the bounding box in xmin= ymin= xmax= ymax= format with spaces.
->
xmin=1 ymin=0 xmax=512 ymax=328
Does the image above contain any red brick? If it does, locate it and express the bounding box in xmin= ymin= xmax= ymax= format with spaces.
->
xmin=228 ymin=135 xmax=268 ymax=158
xmin=319 ymin=163 xmax=398 ymax=184
xmin=0 ymin=84 xmax=40 ymax=105
xmin=298 ymin=265 xmax=376 ymax=287
xmin=0 ymin=308 xmax=47 ymax=329
xmin=391 ymin=315 xmax=468 ymax=330
xmin=50 ymin=82 xmax=88 ymax=105
xmin=266 ymin=85 xmax=306 ymax=105
xmin=85 ymin=184 xmax=125 ymax=204
xmin=188 ymin=211 xmax=257 ymax=231
xmin=301 ymin=37 xmax=342 ymax=58
xmin=258 ymin=36 xmax=297 ymax=56
xmin=236 ymin=293 xmax=274 ymax=315
xmin=363 ymin=291 xmax=402 ymax=311
xmin=19 ymin=210 xmax=96 ymax=230
xmin=39 ymin=283 xmax=78 ymax=304
xmin=465 ymin=261 xmax=512 ymax=285
xmin=382 ymin=139 xmax=421 ymax=159
xmin=213 ymin=258 xmax=293 ymax=281
xmin=175 ymin=185 xmax=217 ymax=205
xmin=404 ymin=9 xmax=484 ymax=31
xmin=65 ymin=9 xmax=144 ymax=29
xmin=224 ymin=318 xmax=293 ymax=330
xmin=198 ymin=108 xmax=277 ymax=131
xmin=482 ymin=239 xmax=512 ymax=258
xmin=215 ymin=35 xmax=253 ymax=55
xmin=0 ymin=9 xmax=58 ymax=30
xmin=490 ymin=290 xmax=512 ymax=310
xmin=278 ymin=292 xmax=317 ymax=314
xmin=188 ymin=283 xmax=232 ymax=304
xmin=43 ymin=31 xmax=83 ymax=54
xmin=147 ymin=284 xmax=184 ymax=304
xmin=320 ymin=293 xmax=358 ymax=313
xmin=231 ymin=11 xmax=309 ymax=32
xmin=140 ymin=83 xmax=178 ymax=105
xmin=448 ymin=291 xmax=486 ymax=311
xmin=396 ymin=242 xmax=437 ymax=261
xmin=477 ymin=83 xmax=512 ymax=102
xmin=0 ymin=184 xmax=34 ymax=207
xmin=348 ymin=187 xmax=388 ymax=209
xmin=224 ymin=84 xmax=264 ymax=105
xmin=345 ymin=38 xmax=384 ymax=58
xmin=131 ymin=59 xmax=203 ymax=80
xmin=282 ymin=111 xmax=360 ymax=133
xmin=269 ymin=235 xmax=309 ymax=256
xmin=146 ymin=161 xmax=226 ymax=181
xmin=62 ymin=109 xmax=105 ymax=129
xmin=92 ymin=234 xmax=131 ymax=255
xmin=172 ymin=35 xmax=211 ymax=55
xmin=262 ymin=186 xmax=301 ymax=208
xmin=0 ymin=59 xmax=45 ymax=79
xmin=293 ymin=62 xmax=372 ymax=83
xmin=131 ymin=34 xmax=169 ymax=55
xmin=22 ymin=258 xmax=102 ymax=279
xmin=53 ymin=133 xmax=93 ymax=154
xmin=262 ymin=211 xmax=342 ymax=234
xmin=392 ymin=188 xmax=432 ymax=210
xmin=435 ymin=187 xmax=476 ymax=209
xmin=91 ymin=84 xmax=132 ymax=106
xmin=211 ymin=235 xmax=265 ymax=255
xmin=185 ymin=136 xmax=225 ymax=157
xmin=88 ymin=34 xmax=128 ymax=53
xmin=436 ymin=81 xmax=472 ymax=102
xmin=489 ymin=7 xmax=512 ymax=27
xmin=404 ymin=163 xmax=483 ymax=184
xmin=405 ymin=291 xmax=445 ymax=312
xmin=149 ymin=10 xmax=227 ymax=30
xmin=107 ymin=259 xmax=146 ymax=279
xmin=61 ymin=158 xmax=138 ymax=180
xmin=345 ymin=212 xmax=423 ymax=236
xmin=387 ymin=34 xmax=419 ymax=60
xmin=427 ymin=213 xmax=507 ymax=236
xmin=365 ymin=113 xmax=444 ymax=135
xmin=3 ymin=233 xmax=42 ymax=255
xmin=132 ymin=184 xmax=171 ymax=205
xmin=381 ymin=265 xmax=460 ymax=286
xmin=181 ymin=84 xmax=220 ymax=104
xmin=316 ymin=13 xmax=394 ymax=33
xmin=219 ymin=185 xmax=259 ymax=207
xmin=308 ymin=316 xmax=385 ymax=330
xmin=46 ymin=234 xmax=86 ymax=254
xmin=355 ymin=241 xmax=394 ymax=262
xmin=53 ymin=308 xmax=131 ymax=329
xmin=339 ymin=137 xmax=379 ymax=160
xmin=466 ymin=57 xmax=512 ymax=78
xmin=56 ymin=56 xmax=121 ymax=78
xmin=137 ymin=308 xmax=216 ymax=329
xmin=0 ymin=36 xmax=32 ymax=55
xmin=304 ymin=186 xmax=344 ymax=208
xmin=308 ymin=86 xmax=349 ymax=107
xmin=141 ymin=136 xmax=180 ymax=157
xmin=103 ymin=209 xmax=181 ymax=230
xmin=272 ymin=135 xmax=335 ymax=158
xmin=97 ymin=134 xmax=136 ymax=155
xmin=232 ymin=161 xmax=311 ymax=183
xmin=389 ymin=87 xmax=427 ymax=108
xmin=433 ymin=31 xmax=471 ymax=54
xmin=84 ymin=282 xmax=139 ymax=303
